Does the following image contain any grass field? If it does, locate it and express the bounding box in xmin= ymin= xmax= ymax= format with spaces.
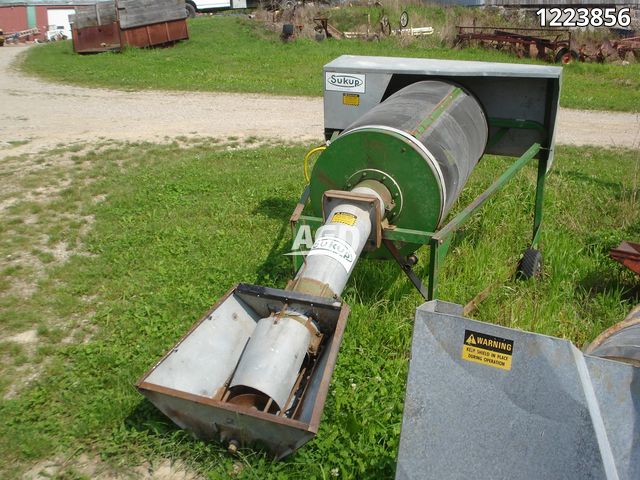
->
xmin=0 ymin=139 xmax=638 ymax=478
xmin=20 ymin=16 xmax=640 ymax=113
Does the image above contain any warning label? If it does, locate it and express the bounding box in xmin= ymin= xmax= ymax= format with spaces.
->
xmin=331 ymin=211 xmax=357 ymax=226
xmin=342 ymin=93 xmax=360 ymax=107
xmin=461 ymin=329 xmax=513 ymax=371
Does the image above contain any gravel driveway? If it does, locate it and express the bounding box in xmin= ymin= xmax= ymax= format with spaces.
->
xmin=1 ymin=45 xmax=638 ymax=159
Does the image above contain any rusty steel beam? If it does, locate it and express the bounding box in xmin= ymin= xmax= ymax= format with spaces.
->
xmin=610 ymin=240 xmax=640 ymax=277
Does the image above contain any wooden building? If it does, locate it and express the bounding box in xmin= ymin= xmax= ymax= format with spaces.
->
xmin=0 ymin=0 xmax=102 ymax=42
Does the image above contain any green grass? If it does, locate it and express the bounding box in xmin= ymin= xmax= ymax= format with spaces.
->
xmin=20 ymin=16 xmax=640 ymax=112
xmin=0 ymin=140 xmax=638 ymax=478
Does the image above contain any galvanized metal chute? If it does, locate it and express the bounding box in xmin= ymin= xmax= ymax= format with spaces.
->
xmin=397 ymin=300 xmax=640 ymax=480
xmin=395 ymin=238 xmax=640 ymax=479
xmin=137 ymin=55 xmax=564 ymax=459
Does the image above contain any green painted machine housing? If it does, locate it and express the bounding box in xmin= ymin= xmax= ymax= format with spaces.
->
xmin=309 ymin=128 xmax=443 ymax=258
xmin=309 ymin=79 xmax=489 ymax=259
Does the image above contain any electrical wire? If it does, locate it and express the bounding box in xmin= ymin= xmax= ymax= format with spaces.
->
xmin=303 ymin=146 xmax=326 ymax=183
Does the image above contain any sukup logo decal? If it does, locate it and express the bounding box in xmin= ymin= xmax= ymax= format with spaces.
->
xmin=325 ymin=72 xmax=366 ymax=93
xmin=328 ymin=74 xmax=362 ymax=88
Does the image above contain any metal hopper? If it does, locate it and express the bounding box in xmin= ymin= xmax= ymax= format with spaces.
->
xmin=136 ymin=284 xmax=348 ymax=458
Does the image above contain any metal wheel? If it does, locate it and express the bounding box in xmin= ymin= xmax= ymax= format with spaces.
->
xmin=185 ymin=2 xmax=196 ymax=18
xmin=555 ymin=48 xmax=578 ymax=64
xmin=400 ymin=10 xmax=409 ymax=28
xmin=516 ymin=248 xmax=542 ymax=280
xmin=380 ymin=16 xmax=391 ymax=36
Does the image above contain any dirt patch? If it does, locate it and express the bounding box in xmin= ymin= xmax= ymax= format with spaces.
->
xmin=24 ymin=455 xmax=204 ymax=480
xmin=0 ymin=144 xmax=105 ymax=399
xmin=2 ymin=366 xmax=40 ymax=400
xmin=6 ymin=329 xmax=38 ymax=345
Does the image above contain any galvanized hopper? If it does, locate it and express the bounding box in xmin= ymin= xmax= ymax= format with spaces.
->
xmin=136 ymin=284 xmax=349 ymax=459
xmin=396 ymin=301 xmax=640 ymax=480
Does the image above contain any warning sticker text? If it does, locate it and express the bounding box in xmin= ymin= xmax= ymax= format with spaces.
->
xmin=461 ymin=329 xmax=513 ymax=371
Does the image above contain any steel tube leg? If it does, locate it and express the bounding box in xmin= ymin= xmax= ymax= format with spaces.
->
xmin=427 ymin=236 xmax=453 ymax=301
xmin=531 ymin=156 xmax=548 ymax=248
xmin=428 ymin=239 xmax=439 ymax=301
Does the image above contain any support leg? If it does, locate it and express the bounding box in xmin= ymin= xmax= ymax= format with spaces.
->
xmin=289 ymin=186 xmax=311 ymax=272
xmin=383 ymin=239 xmax=430 ymax=301
xmin=531 ymin=156 xmax=548 ymax=248
xmin=291 ymin=222 xmax=305 ymax=272
xmin=427 ymin=236 xmax=452 ymax=301
xmin=427 ymin=239 xmax=439 ymax=301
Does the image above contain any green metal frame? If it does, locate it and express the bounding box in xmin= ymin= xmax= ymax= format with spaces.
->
xmin=290 ymin=127 xmax=548 ymax=301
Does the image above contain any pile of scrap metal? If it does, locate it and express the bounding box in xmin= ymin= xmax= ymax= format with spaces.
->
xmin=1 ymin=28 xmax=40 ymax=45
xmin=316 ymin=9 xmax=432 ymax=41
xmin=617 ymin=36 xmax=640 ymax=60
xmin=456 ymin=25 xmax=640 ymax=64
xmin=596 ymin=36 xmax=640 ymax=62
xmin=70 ymin=0 xmax=189 ymax=54
xmin=319 ymin=12 xmax=386 ymax=40
xmin=391 ymin=26 xmax=433 ymax=37
xmin=312 ymin=17 xmax=343 ymax=40
xmin=45 ymin=27 xmax=68 ymax=42
xmin=455 ymin=26 xmax=577 ymax=63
